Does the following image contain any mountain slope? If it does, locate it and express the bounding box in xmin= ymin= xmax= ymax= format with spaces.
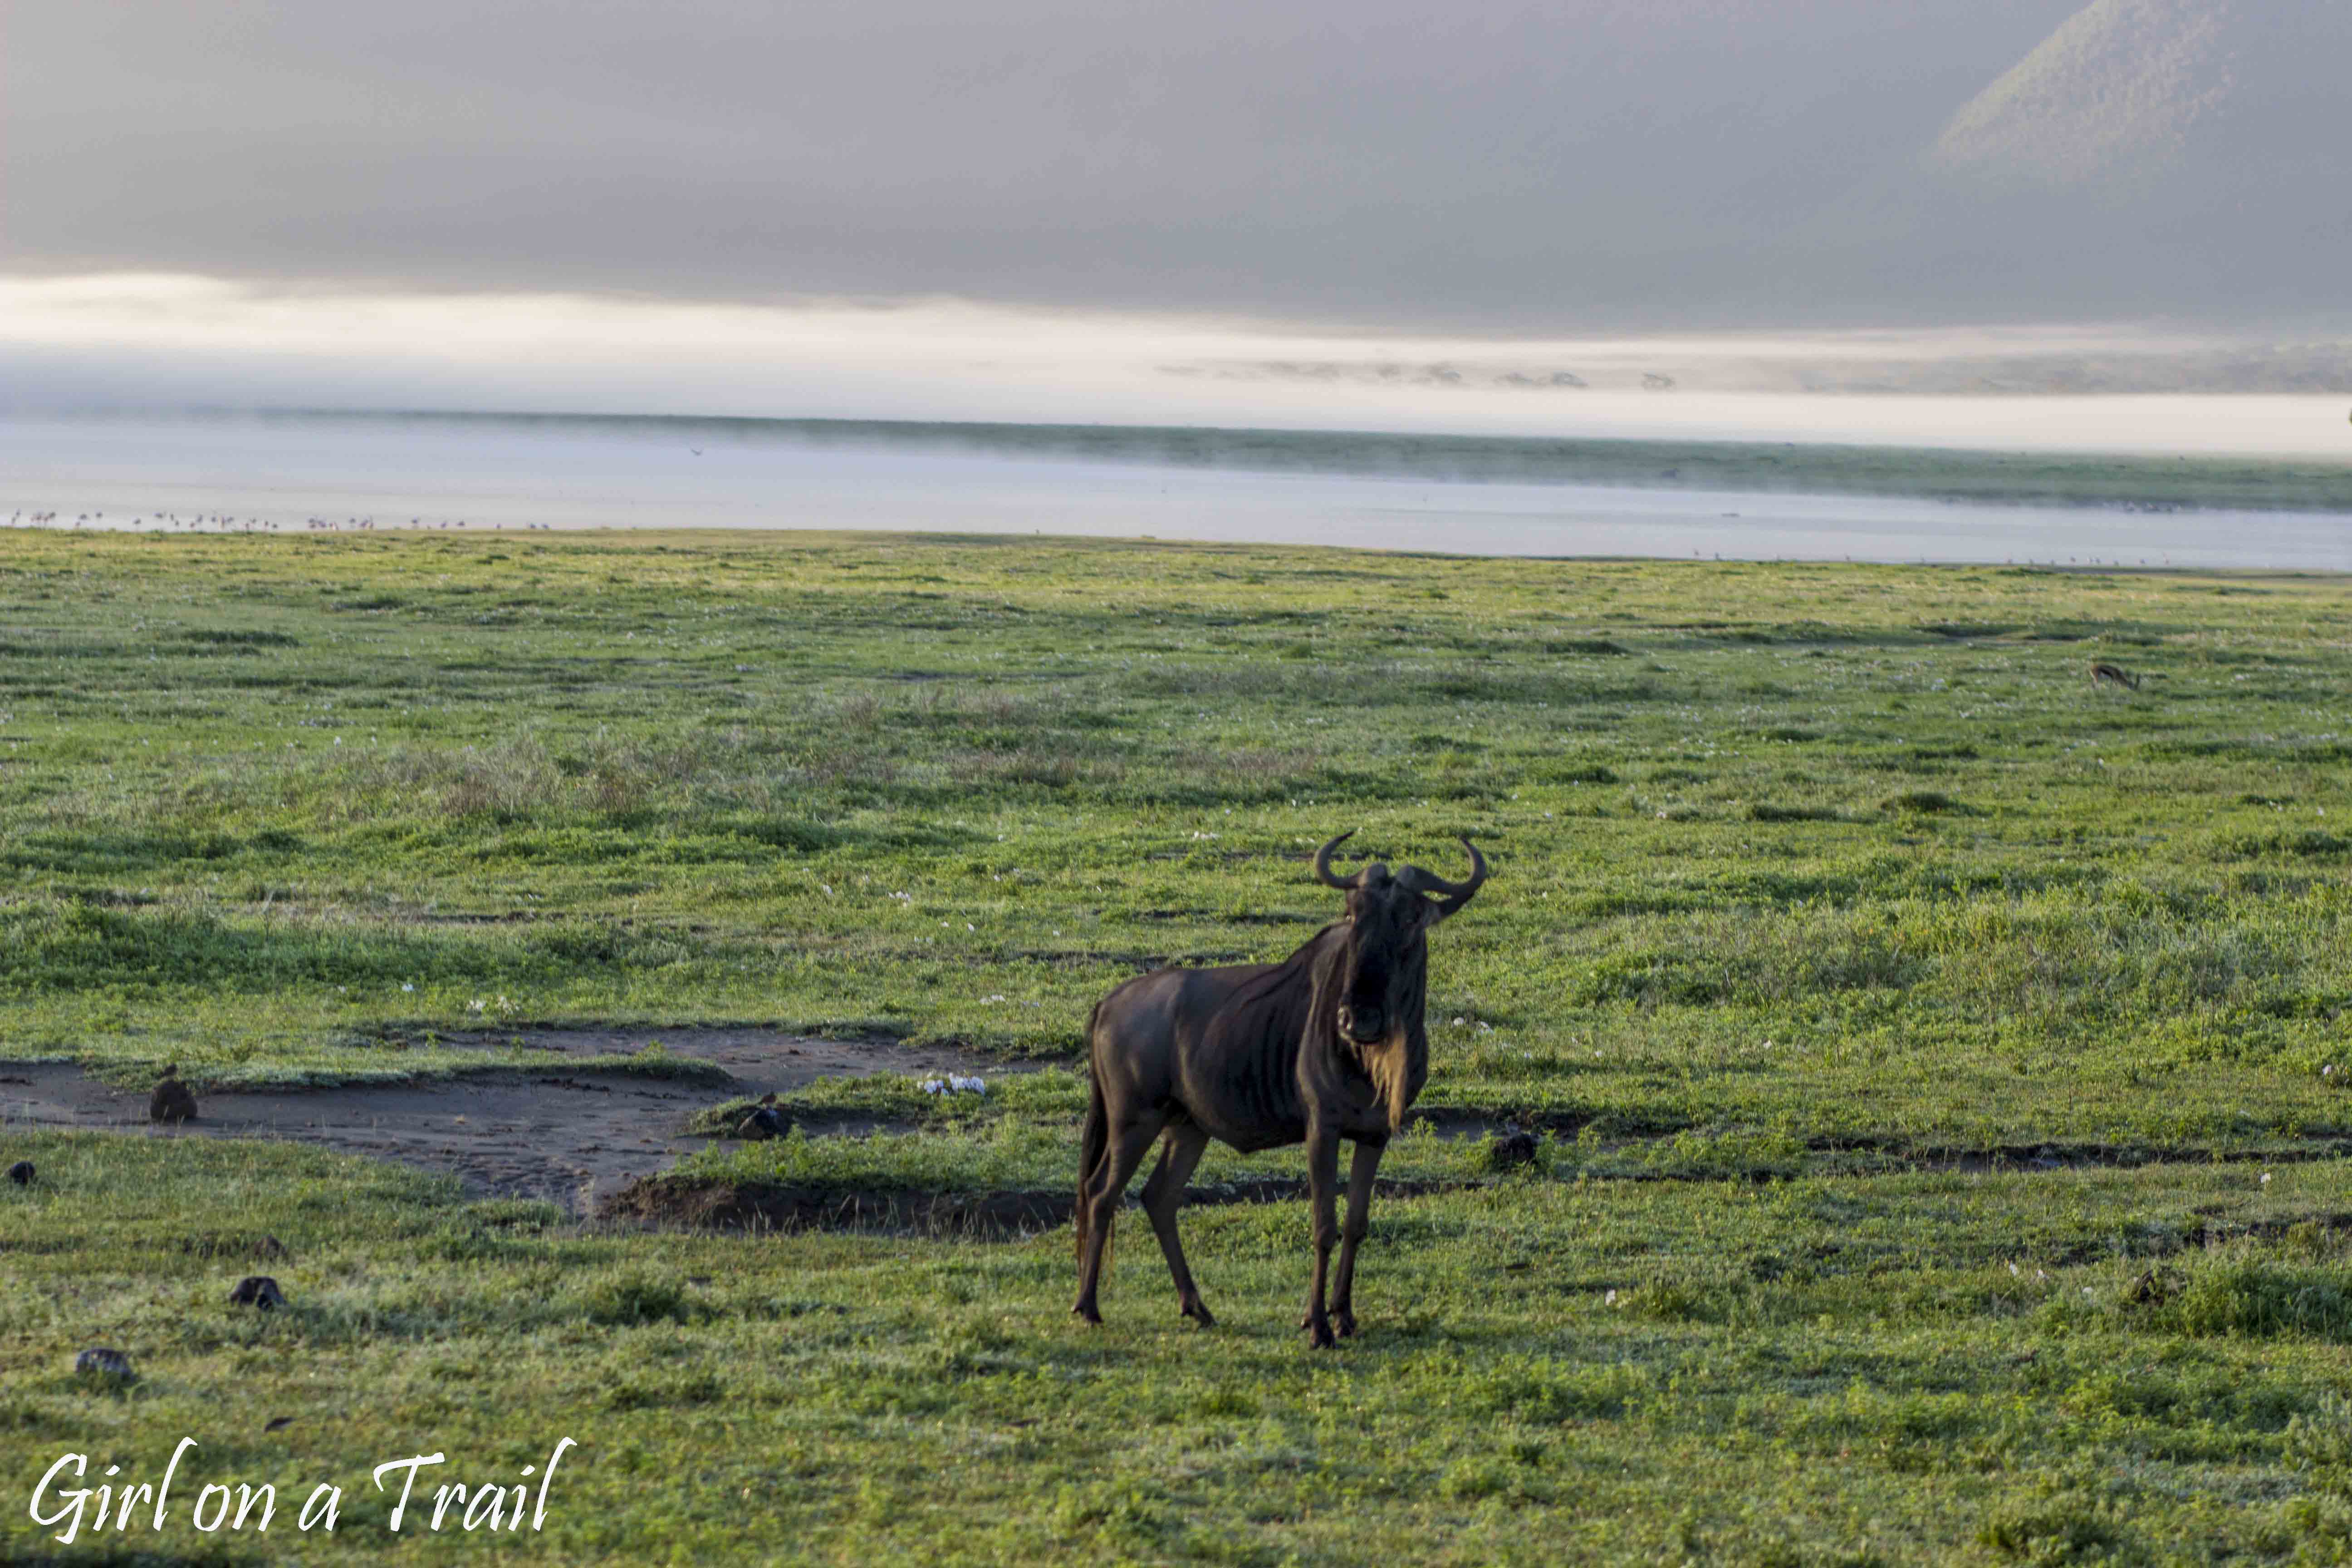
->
xmin=1929 ymin=0 xmax=2352 ymax=192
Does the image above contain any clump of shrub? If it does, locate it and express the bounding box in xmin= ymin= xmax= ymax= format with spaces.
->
xmin=571 ymin=1269 xmax=699 ymax=1327
xmin=2154 ymin=1253 xmax=2352 ymax=1341
xmin=1883 ymin=789 xmax=1975 ymax=815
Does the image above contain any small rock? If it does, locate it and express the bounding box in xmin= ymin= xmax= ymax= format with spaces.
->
xmin=1488 ymin=1131 xmax=1540 ymax=1171
xmin=6 ymin=1161 xmax=31 ymax=1186
xmin=149 ymin=1065 xmax=199 ymax=1124
xmin=229 ymin=1275 xmax=285 ymax=1311
xmin=75 ymin=1348 xmax=134 ymax=1379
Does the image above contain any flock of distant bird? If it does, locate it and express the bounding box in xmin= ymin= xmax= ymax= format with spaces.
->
xmin=6 ymin=510 xmax=559 ymax=532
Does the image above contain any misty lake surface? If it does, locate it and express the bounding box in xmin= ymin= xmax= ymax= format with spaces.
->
xmin=5 ymin=412 xmax=2349 ymax=569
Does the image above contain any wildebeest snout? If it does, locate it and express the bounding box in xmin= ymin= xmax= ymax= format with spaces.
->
xmin=1337 ymin=1003 xmax=1386 ymax=1043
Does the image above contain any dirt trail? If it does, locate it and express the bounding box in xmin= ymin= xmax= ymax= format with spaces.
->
xmin=0 ymin=1029 xmax=1029 ymax=1214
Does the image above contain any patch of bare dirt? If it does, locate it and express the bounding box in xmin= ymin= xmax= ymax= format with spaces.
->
xmin=0 ymin=1030 xmax=1032 ymax=1215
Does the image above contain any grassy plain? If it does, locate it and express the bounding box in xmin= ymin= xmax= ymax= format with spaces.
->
xmin=6 ymin=527 xmax=2352 ymax=1562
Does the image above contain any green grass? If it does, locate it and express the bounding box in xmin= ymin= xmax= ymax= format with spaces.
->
xmin=9 ymin=1132 xmax=2352 ymax=1563
xmin=10 ymin=527 xmax=2352 ymax=1560
xmin=4 ymin=529 xmax=2351 ymax=1151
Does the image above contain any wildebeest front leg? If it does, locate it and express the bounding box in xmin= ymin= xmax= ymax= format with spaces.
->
xmin=1139 ymin=1123 xmax=1215 ymax=1325
xmin=1073 ymin=1114 xmax=1165 ymax=1324
xmin=1300 ymin=1120 xmax=1342 ymax=1348
xmin=1328 ymin=1135 xmax=1385 ymax=1338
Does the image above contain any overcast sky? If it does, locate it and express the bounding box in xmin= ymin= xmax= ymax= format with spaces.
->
xmin=7 ymin=0 xmax=2350 ymax=432
xmin=8 ymin=0 xmax=2186 ymax=328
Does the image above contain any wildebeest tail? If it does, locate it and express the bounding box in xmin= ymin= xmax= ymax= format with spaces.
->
xmin=1074 ymin=1009 xmax=1108 ymax=1261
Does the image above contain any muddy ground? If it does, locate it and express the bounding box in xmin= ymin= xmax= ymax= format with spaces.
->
xmin=0 ymin=1029 xmax=1031 ymax=1214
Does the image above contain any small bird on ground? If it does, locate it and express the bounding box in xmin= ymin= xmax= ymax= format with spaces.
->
xmin=1489 ymin=1131 xmax=1540 ymax=1171
xmin=733 ymin=1094 xmax=790 ymax=1141
xmin=150 ymin=1065 xmax=199 ymax=1123
xmin=2089 ymin=661 xmax=2142 ymax=691
xmin=229 ymin=1275 xmax=285 ymax=1310
xmin=6 ymin=1161 xmax=31 ymax=1186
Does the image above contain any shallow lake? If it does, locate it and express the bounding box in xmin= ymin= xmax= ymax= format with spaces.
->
xmin=5 ymin=412 xmax=2348 ymax=569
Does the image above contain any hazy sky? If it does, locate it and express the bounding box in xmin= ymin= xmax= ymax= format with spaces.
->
xmin=6 ymin=0 xmax=2177 ymax=330
xmin=7 ymin=0 xmax=2349 ymax=436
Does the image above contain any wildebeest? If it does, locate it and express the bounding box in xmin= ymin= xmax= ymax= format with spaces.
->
xmin=1073 ymin=830 xmax=1487 ymax=1348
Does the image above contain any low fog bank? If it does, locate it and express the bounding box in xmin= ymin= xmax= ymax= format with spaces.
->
xmin=6 ymin=277 xmax=2350 ymax=458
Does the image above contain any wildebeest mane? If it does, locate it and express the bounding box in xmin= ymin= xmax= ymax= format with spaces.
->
xmin=1200 ymin=923 xmax=1344 ymax=1131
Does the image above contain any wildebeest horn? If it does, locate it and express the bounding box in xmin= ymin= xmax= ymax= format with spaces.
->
xmin=1312 ymin=830 xmax=1362 ymax=889
xmin=1396 ymin=837 xmax=1488 ymax=912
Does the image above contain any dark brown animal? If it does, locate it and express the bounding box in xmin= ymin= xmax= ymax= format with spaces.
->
xmin=733 ymin=1094 xmax=790 ymax=1141
xmin=149 ymin=1065 xmax=197 ymax=1123
xmin=229 ymin=1275 xmax=285 ymax=1310
xmin=1073 ymin=831 xmax=1487 ymax=1348
xmin=2090 ymin=661 xmax=2141 ymax=691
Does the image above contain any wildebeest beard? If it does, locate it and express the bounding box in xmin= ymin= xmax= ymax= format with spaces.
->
xmin=1303 ymin=877 xmax=1432 ymax=1137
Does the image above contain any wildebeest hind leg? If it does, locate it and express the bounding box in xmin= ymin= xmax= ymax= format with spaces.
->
xmin=1140 ymin=1124 xmax=1214 ymax=1325
xmin=1073 ymin=1113 xmax=1163 ymax=1324
xmin=1329 ymin=1137 xmax=1385 ymax=1338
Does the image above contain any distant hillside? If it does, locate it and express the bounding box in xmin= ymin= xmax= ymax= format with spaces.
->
xmin=1930 ymin=0 xmax=2352 ymax=192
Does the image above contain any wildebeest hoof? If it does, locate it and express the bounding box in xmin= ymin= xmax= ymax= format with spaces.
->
xmin=75 ymin=1347 xmax=134 ymax=1379
xmin=6 ymin=1160 xmax=31 ymax=1186
xmin=1180 ymin=1299 xmax=1215 ymax=1327
xmin=1072 ymin=1302 xmax=1103 ymax=1325
xmin=149 ymin=1066 xmax=199 ymax=1124
xmin=1332 ymin=1309 xmax=1357 ymax=1338
xmin=230 ymin=1275 xmax=285 ymax=1310
xmin=1306 ymin=1318 xmax=1338 ymax=1350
